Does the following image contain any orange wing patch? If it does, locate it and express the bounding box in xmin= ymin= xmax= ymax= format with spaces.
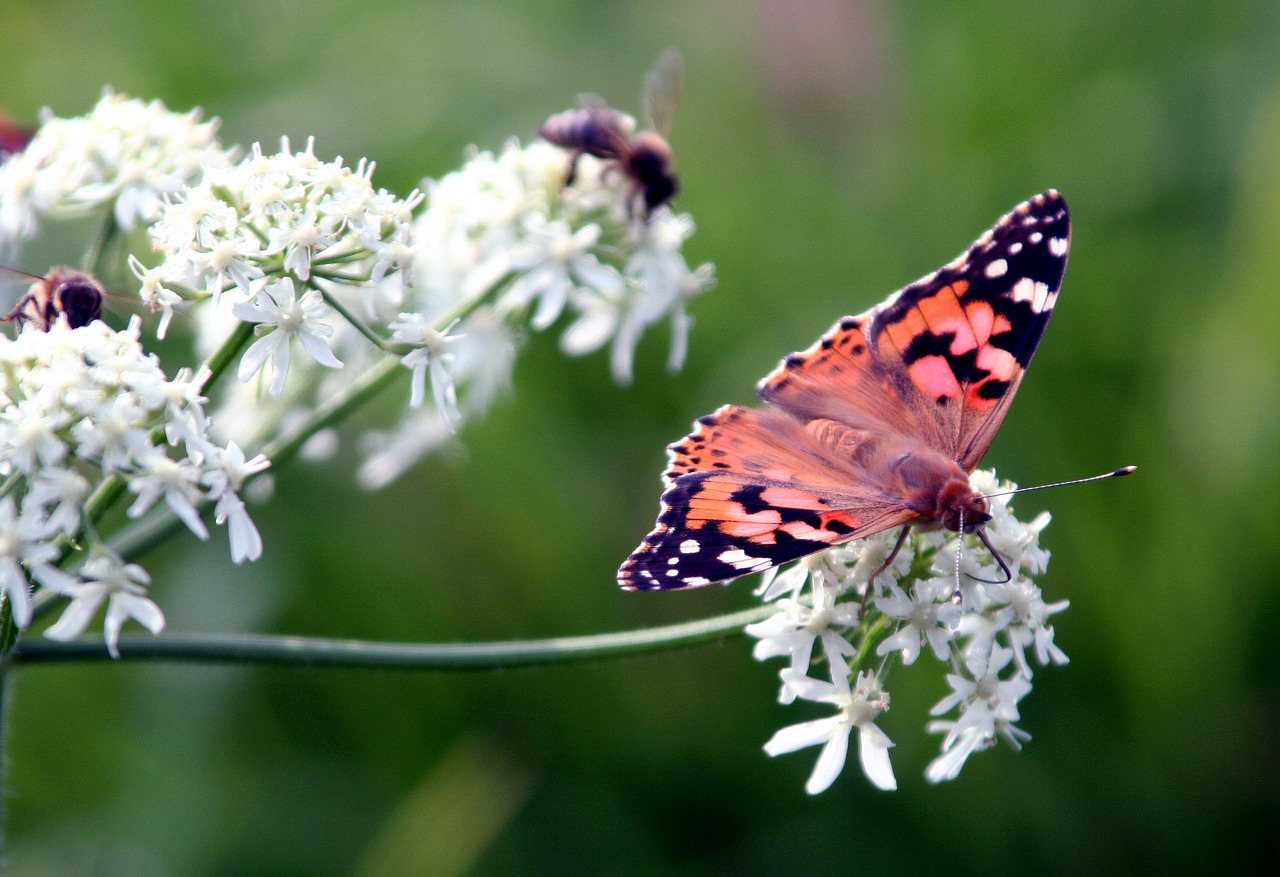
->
xmin=757 ymin=316 xmax=873 ymax=401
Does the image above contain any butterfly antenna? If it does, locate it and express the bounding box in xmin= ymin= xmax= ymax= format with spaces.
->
xmin=961 ymin=466 xmax=1135 ymax=588
xmin=982 ymin=465 xmax=1136 ymax=499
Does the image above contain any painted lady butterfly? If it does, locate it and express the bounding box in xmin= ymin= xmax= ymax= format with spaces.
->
xmin=619 ymin=190 xmax=1069 ymax=591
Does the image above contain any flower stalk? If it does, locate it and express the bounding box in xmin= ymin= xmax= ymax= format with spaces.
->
xmin=7 ymin=604 xmax=777 ymax=670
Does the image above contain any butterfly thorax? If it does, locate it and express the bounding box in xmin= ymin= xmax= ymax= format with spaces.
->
xmin=885 ymin=446 xmax=989 ymax=534
xmin=804 ymin=417 xmax=988 ymax=533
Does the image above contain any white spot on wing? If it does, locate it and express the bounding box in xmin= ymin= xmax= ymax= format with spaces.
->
xmin=985 ymin=258 xmax=1008 ymax=278
xmin=679 ymin=539 xmax=700 ymax=554
xmin=1049 ymin=236 xmax=1068 ymax=257
xmin=1029 ymin=231 xmax=1043 ymax=244
xmin=685 ymin=576 xmax=710 ymax=586
xmin=1011 ymin=277 xmax=1052 ymax=311
xmin=1008 ymin=242 xmax=1023 ymax=254
xmin=718 ymin=548 xmax=770 ymax=570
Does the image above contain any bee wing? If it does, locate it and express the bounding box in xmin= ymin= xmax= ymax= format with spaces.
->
xmin=0 ymin=265 xmax=43 ymax=287
xmin=576 ymin=92 xmax=609 ymax=111
xmin=575 ymin=92 xmax=636 ymax=137
xmin=641 ymin=48 xmax=683 ymax=138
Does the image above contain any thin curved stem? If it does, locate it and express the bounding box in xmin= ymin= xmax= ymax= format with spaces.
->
xmin=9 ymin=604 xmax=776 ymax=671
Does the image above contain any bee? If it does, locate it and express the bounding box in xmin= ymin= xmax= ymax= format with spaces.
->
xmin=540 ymin=48 xmax=684 ymax=219
xmin=1 ymin=266 xmax=106 ymax=332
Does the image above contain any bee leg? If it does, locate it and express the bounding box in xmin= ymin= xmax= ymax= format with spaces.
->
xmin=564 ymin=149 xmax=584 ymax=186
xmin=2 ymin=293 xmax=37 ymax=329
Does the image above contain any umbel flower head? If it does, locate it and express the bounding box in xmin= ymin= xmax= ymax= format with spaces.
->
xmin=1 ymin=81 xmax=715 ymax=657
xmin=0 ymin=318 xmax=267 ymax=651
xmin=141 ymin=135 xmax=422 ymax=341
xmin=357 ymin=137 xmax=715 ymax=488
xmin=747 ymin=470 xmax=1063 ymax=791
xmin=0 ymin=89 xmax=234 ymax=246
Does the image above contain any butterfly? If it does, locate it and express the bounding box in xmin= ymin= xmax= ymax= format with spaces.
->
xmin=618 ymin=190 xmax=1069 ymax=591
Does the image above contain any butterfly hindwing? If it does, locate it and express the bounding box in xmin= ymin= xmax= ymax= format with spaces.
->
xmin=619 ymin=405 xmax=918 ymax=590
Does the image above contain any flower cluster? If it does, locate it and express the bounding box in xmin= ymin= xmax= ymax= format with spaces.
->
xmin=358 ymin=137 xmax=715 ymax=487
xmin=747 ymin=470 xmax=1063 ymax=791
xmin=0 ymin=90 xmax=233 ymax=246
xmin=0 ymin=319 xmax=268 ymax=653
xmin=139 ymin=136 xmax=421 ymax=339
xmin=1 ymin=87 xmax=714 ymax=654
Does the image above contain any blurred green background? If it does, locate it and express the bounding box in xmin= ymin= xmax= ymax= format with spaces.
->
xmin=3 ymin=0 xmax=1279 ymax=874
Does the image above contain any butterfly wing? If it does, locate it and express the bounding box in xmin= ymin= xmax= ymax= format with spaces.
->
xmin=759 ymin=190 xmax=1070 ymax=469
xmin=618 ymin=404 xmax=920 ymax=591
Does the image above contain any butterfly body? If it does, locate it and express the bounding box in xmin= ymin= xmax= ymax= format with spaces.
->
xmin=619 ymin=190 xmax=1069 ymax=591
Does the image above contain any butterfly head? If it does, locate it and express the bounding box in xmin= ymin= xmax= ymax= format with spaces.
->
xmin=937 ymin=479 xmax=991 ymax=535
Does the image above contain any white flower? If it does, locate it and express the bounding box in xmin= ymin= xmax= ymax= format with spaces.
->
xmin=356 ymin=409 xmax=455 ymax=490
xmin=0 ymin=318 xmax=269 ymax=595
xmin=508 ymin=218 xmax=610 ymax=330
xmin=764 ymin=670 xmax=896 ymax=793
xmin=0 ymin=496 xmax=77 ymax=628
xmin=998 ymin=579 xmax=1070 ymax=675
xmin=213 ymin=492 xmax=262 ymax=564
xmin=412 ymin=137 xmax=713 ymax=385
xmin=22 ymin=466 xmax=91 ymax=534
xmin=389 ymin=312 xmax=463 ymax=429
xmin=42 ymin=550 xmax=165 ymax=658
xmin=125 ymin=452 xmax=209 ymax=539
xmin=145 ymin=137 xmax=419 ymax=330
xmin=0 ymin=90 xmax=232 ymax=245
xmin=201 ymin=441 xmax=269 ymax=563
xmin=748 ymin=470 xmax=1070 ymax=789
xmin=746 ymin=577 xmax=860 ymax=700
xmin=874 ymin=578 xmax=961 ymax=665
xmin=128 ymin=254 xmax=184 ymax=339
xmin=234 ymin=278 xmax=343 ymax=397
xmin=923 ymin=643 xmax=1032 ymax=782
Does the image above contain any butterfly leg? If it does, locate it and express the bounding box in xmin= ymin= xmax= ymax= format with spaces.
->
xmin=967 ymin=528 xmax=1013 ymax=585
xmin=859 ymin=525 xmax=911 ymax=619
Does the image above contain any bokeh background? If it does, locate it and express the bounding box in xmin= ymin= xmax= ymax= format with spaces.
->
xmin=2 ymin=0 xmax=1278 ymax=874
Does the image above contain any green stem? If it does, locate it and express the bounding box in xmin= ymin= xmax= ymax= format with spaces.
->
xmin=316 ymin=287 xmax=395 ymax=352
xmin=10 ymin=604 xmax=777 ymax=670
xmin=82 ymin=473 xmax=128 ymax=524
xmin=851 ymin=613 xmax=892 ymax=670
xmin=90 ymin=355 xmax=404 ymax=568
xmin=258 ymin=355 xmax=401 ymax=465
xmin=199 ymin=321 xmax=256 ymax=392
xmin=0 ymin=601 xmax=17 ymax=852
xmin=82 ymin=211 xmax=119 ymax=279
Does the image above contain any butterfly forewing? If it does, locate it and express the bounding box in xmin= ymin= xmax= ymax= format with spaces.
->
xmin=619 ymin=191 xmax=1070 ymax=591
xmin=868 ymin=191 xmax=1069 ymax=467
